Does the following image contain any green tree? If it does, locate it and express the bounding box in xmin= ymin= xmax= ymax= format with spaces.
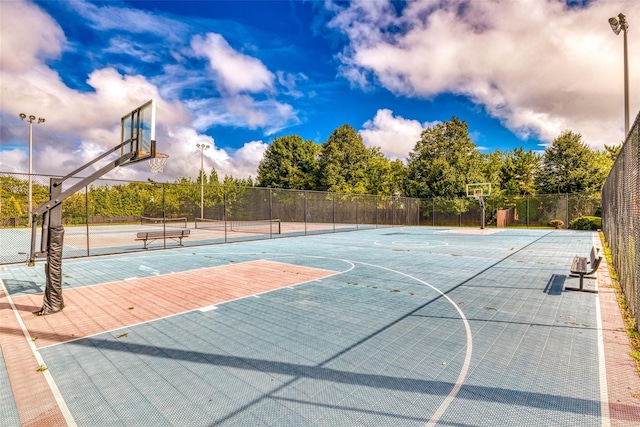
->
xmin=257 ymin=135 xmax=320 ymax=190
xmin=500 ymin=147 xmax=540 ymax=195
xmin=317 ymin=124 xmax=371 ymax=194
xmin=536 ymin=131 xmax=603 ymax=194
xmin=405 ymin=116 xmax=484 ymax=198
xmin=604 ymin=144 xmax=621 ymax=163
xmin=2 ymin=196 xmax=23 ymax=221
xmin=364 ymin=147 xmax=406 ymax=196
xmin=209 ymin=168 xmax=220 ymax=184
xmin=483 ymin=149 xmax=505 ymax=194
xmin=223 ymin=175 xmax=254 ymax=187
xmin=62 ymin=192 xmax=87 ymax=224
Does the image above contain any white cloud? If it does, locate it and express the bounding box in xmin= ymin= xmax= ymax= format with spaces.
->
xmin=191 ymin=33 xmax=275 ymax=94
xmin=189 ymin=95 xmax=298 ymax=136
xmin=188 ymin=33 xmax=299 ymax=136
xmin=330 ymin=0 xmax=640 ymax=148
xmin=276 ymin=71 xmax=305 ymax=98
xmin=0 ymin=0 xmax=65 ymax=73
xmin=0 ymin=1 xmax=268 ymax=181
xmin=68 ymin=0 xmax=188 ymax=41
xmin=161 ymin=127 xmax=267 ymax=180
xmin=360 ymin=109 xmax=435 ymax=160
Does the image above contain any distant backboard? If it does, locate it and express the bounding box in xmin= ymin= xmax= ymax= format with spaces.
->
xmin=120 ymin=99 xmax=156 ymax=165
xmin=466 ymin=182 xmax=492 ymax=198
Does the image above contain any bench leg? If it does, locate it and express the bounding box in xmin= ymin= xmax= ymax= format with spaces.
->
xmin=578 ymin=274 xmax=584 ymax=290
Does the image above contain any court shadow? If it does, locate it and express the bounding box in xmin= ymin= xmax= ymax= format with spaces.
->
xmin=2 ymin=279 xmax=43 ymax=296
xmin=66 ymin=336 xmax=614 ymax=425
xmin=543 ymin=274 xmax=566 ymax=296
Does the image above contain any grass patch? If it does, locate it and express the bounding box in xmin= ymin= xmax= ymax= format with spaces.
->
xmin=600 ymin=231 xmax=640 ymax=375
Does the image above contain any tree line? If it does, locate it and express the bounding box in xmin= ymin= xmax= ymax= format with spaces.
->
xmin=255 ymin=116 xmax=618 ymax=198
xmin=0 ymin=116 xmax=616 ymax=224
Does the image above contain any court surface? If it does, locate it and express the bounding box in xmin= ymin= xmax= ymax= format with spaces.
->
xmin=1 ymin=227 xmax=639 ymax=426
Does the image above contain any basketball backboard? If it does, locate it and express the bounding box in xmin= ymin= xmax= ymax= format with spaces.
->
xmin=120 ymin=99 xmax=156 ymax=165
xmin=466 ymin=183 xmax=492 ymax=199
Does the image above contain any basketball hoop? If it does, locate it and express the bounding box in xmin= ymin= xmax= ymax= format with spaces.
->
xmin=148 ymin=152 xmax=169 ymax=173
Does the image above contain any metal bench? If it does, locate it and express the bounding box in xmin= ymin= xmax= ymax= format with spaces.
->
xmin=135 ymin=229 xmax=190 ymax=249
xmin=568 ymin=246 xmax=602 ymax=292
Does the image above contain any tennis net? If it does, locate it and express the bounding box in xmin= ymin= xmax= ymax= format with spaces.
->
xmin=140 ymin=216 xmax=188 ymax=228
xmin=195 ymin=218 xmax=281 ymax=234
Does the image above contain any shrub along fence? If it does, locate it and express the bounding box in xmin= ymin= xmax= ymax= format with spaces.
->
xmin=1 ymin=172 xmax=600 ymax=265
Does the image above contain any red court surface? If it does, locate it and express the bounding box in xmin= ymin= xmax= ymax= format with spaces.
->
xmin=596 ymin=254 xmax=640 ymax=426
xmin=1 ymin=260 xmax=336 ymax=427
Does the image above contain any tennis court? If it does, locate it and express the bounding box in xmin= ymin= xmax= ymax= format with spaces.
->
xmin=1 ymin=227 xmax=639 ymax=426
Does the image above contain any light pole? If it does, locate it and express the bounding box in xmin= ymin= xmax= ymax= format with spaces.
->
xmin=196 ymin=143 xmax=210 ymax=219
xmin=19 ymin=113 xmax=45 ymax=225
xmin=609 ymin=13 xmax=630 ymax=137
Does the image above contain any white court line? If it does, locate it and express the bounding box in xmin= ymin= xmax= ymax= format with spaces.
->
xmin=0 ymin=279 xmax=77 ymax=427
xmin=353 ymin=261 xmax=473 ymax=427
xmin=37 ymin=260 xmax=353 ymax=350
xmin=592 ymin=233 xmax=610 ymax=427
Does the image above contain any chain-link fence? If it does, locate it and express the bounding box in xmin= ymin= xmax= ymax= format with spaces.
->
xmin=419 ymin=192 xmax=600 ymax=228
xmin=0 ymin=174 xmax=420 ymax=264
xmin=602 ymin=112 xmax=640 ymax=329
xmin=1 ymin=172 xmax=601 ymax=265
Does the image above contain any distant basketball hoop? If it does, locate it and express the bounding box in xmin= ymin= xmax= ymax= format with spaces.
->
xmin=466 ymin=183 xmax=491 ymax=230
xmin=149 ymin=152 xmax=169 ymax=173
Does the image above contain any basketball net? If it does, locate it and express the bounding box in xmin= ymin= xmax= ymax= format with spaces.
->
xmin=148 ymin=152 xmax=169 ymax=173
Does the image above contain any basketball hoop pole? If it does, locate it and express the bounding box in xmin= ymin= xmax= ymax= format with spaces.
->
xmin=28 ymin=98 xmax=158 ymax=315
xmin=467 ymin=183 xmax=490 ymax=230
xmin=28 ymin=139 xmax=152 ymax=315
xmin=478 ymin=195 xmax=486 ymax=229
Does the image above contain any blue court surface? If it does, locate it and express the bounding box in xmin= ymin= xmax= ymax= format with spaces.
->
xmin=0 ymin=227 xmax=617 ymax=426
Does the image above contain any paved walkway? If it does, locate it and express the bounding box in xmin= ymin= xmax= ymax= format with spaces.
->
xmin=1 ymin=227 xmax=639 ymax=426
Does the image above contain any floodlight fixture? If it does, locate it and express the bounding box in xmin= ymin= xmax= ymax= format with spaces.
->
xmin=19 ymin=112 xmax=46 ymax=225
xmin=609 ymin=13 xmax=627 ymax=35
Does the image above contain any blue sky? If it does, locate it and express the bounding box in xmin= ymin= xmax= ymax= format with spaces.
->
xmin=1 ymin=0 xmax=639 ymax=182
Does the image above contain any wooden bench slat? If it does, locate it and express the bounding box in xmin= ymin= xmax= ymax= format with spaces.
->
xmin=135 ymin=229 xmax=190 ymax=249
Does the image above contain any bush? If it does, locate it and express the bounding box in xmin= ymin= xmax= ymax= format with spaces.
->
xmin=569 ymin=216 xmax=602 ymax=230
xmin=549 ymin=219 xmax=564 ymax=229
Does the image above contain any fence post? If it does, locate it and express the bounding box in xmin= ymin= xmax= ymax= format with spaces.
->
xmin=304 ymin=191 xmax=308 ymax=236
xmin=85 ymin=186 xmax=89 ymax=257
xmin=223 ymin=190 xmax=228 ymax=243
xmin=565 ymin=193 xmax=569 ymax=229
xmin=269 ymin=188 xmax=273 ymax=238
xmin=162 ymin=183 xmax=167 ymax=248
xmin=332 ymin=194 xmax=336 ymax=233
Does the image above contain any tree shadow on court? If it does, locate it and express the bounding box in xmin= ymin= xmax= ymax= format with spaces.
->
xmin=64 ymin=336 xmax=621 ymax=425
xmin=2 ymin=279 xmax=43 ymax=296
